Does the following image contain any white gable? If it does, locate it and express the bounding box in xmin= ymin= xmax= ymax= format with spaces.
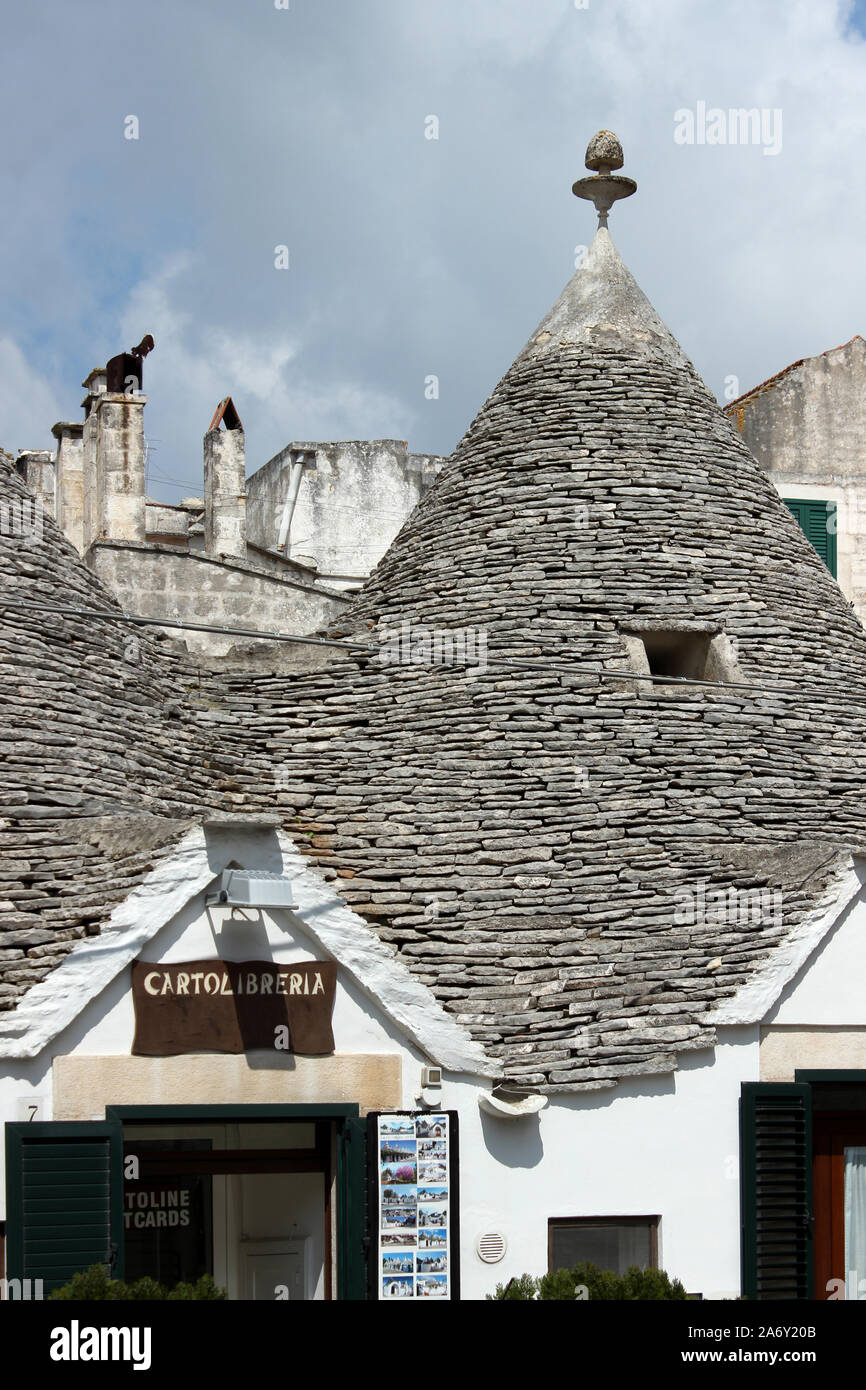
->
xmin=705 ymin=854 xmax=866 ymax=1026
xmin=68 ymin=889 xmax=424 ymax=1061
xmin=0 ymin=820 xmax=491 ymax=1077
xmin=765 ymin=884 xmax=866 ymax=1025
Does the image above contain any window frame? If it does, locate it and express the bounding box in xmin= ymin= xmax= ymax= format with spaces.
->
xmin=547 ymin=1215 xmax=660 ymax=1275
xmin=782 ymin=496 xmax=837 ymax=578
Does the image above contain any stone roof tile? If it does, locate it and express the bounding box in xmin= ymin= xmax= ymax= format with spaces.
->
xmin=3 ymin=194 xmax=866 ymax=1091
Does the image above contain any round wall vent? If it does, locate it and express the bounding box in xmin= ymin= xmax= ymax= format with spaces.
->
xmin=475 ymin=1232 xmax=507 ymax=1264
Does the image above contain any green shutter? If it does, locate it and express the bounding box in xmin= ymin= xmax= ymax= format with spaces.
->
xmin=783 ymin=498 xmax=837 ymax=578
xmin=337 ymin=1115 xmax=369 ymax=1300
xmin=740 ymin=1083 xmax=813 ymax=1301
xmin=5 ymin=1121 xmax=125 ymax=1293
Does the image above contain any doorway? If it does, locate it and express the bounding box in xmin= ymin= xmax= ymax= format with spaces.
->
xmin=813 ymin=1112 xmax=866 ymax=1299
xmin=4 ymin=1104 xmax=368 ymax=1300
xmin=122 ymin=1119 xmax=333 ymax=1299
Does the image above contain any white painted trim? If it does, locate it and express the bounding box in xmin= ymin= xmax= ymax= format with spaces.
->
xmin=270 ymin=832 xmax=495 ymax=1077
xmin=0 ymin=825 xmax=494 ymax=1077
xmin=0 ymin=825 xmax=215 ymax=1057
xmin=703 ymin=853 xmax=864 ymax=1026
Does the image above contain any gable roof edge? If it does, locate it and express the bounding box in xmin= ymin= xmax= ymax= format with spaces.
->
xmin=702 ymin=852 xmax=863 ymax=1027
xmin=0 ymin=824 xmax=494 ymax=1078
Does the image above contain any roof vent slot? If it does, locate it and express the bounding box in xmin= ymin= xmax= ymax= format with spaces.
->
xmin=619 ymin=624 xmax=744 ymax=691
xmin=641 ymin=629 xmax=712 ymax=681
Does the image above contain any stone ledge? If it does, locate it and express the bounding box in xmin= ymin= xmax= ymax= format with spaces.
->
xmin=53 ymin=1052 xmax=402 ymax=1119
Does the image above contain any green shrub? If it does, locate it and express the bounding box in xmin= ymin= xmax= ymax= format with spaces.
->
xmin=48 ymin=1264 xmax=227 ymax=1301
xmin=49 ymin=1265 xmax=121 ymax=1301
xmin=618 ymin=1265 xmax=688 ymax=1300
xmin=124 ymin=1276 xmax=166 ymax=1301
xmin=490 ymin=1261 xmax=688 ymax=1301
xmin=166 ymin=1274 xmax=226 ymax=1301
xmin=536 ymin=1267 xmax=579 ymax=1300
xmin=485 ymin=1273 xmax=539 ymax=1300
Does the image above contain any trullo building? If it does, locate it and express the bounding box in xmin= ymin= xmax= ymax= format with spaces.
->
xmin=2 ymin=133 xmax=866 ymax=1302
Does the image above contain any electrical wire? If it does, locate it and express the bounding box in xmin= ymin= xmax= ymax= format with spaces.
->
xmin=0 ymin=597 xmax=838 ymax=698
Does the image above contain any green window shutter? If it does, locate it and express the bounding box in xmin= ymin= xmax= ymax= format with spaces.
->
xmin=783 ymin=498 xmax=837 ymax=578
xmin=740 ymin=1083 xmax=813 ymax=1301
xmin=5 ymin=1121 xmax=125 ymax=1293
xmin=337 ymin=1115 xmax=369 ymax=1300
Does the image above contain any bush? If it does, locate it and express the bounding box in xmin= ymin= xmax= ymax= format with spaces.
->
xmin=48 ymin=1264 xmax=227 ymax=1301
xmin=488 ymin=1262 xmax=688 ymax=1301
xmin=485 ymin=1273 xmax=539 ymax=1300
xmin=166 ymin=1274 xmax=225 ymax=1301
xmin=618 ymin=1265 xmax=688 ymax=1301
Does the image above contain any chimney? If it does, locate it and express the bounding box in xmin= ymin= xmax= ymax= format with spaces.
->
xmin=204 ymin=397 xmax=246 ymax=559
xmin=81 ymin=370 xmax=103 ymax=549
xmin=51 ymin=421 xmax=85 ymax=553
xmin=79 ymin=339 xmax=154 ymax=548
xmin=90 ymin=390 xmax=147 ymax=543
xmin=15 ymin=451 xmax=55 ymax=519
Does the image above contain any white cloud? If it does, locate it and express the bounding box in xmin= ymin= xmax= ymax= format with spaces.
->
xmin=116 ymin=257 xmax=416 ymax=499
xmin=4 ymin=0 xmax=866 ymax=476
xmin=0 ymin=340 xmax=62 ymax=456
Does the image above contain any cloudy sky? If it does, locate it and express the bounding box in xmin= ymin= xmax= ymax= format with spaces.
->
xmin=3 ymin=0 xmax=865 ymax=502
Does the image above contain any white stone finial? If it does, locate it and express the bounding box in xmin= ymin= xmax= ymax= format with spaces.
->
xmin=572 ymin=130 xmax=637 ymax=229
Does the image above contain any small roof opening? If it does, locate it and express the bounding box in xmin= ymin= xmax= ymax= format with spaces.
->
xmin=641 ymin=630 xmax=712 ymax=681
xmin=618 ymin=624 xmax=743 ymax=690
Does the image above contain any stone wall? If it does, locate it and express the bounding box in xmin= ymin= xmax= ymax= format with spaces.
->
xmin=246 ymin=439 xmax=444 ymax=588
xmin=725 ymin=335 xmax=866 ymax=622
xmin=87 ymin=541 xmax=351 ymax=658
xmin=10 ymin=366 xmax=444 ymax=656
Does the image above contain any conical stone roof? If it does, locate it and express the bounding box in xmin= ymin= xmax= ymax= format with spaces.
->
xmin=215 ymin=186 xmax=866 ymax=1090
xmin=5 ymin=147 xmax=866 ymax=1094
xmin=521 ymin=224 xmax=693 ymax=367
xmin=350 ymin=221 xmax=861 ymax=679
xmin=0 ymin=452 xmax=254 ymax=1011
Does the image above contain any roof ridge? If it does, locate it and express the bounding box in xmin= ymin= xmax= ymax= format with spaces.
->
xmin=723 ymin=334 xmax=865 ymax=411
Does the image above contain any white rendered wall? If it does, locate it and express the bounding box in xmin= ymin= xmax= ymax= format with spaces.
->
xmin=766 ymin=890 xmax=866 ymax=1025
xmin=0 ymin=877 xmax=761 ymax=1299
xmin=445 ymin=1027 xmax=759 ymax=1301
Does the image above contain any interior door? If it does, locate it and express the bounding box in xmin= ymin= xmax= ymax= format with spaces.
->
xmin=243 ymin=1239 xmax=310 ymax=1299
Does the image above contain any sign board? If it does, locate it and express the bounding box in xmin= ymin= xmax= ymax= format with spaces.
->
xmin=131 ymin=959 xmax=337 ymax=1056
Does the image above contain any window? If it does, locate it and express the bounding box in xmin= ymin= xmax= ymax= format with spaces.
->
xmin=619 ymin=625 xmax=741 ymax=687
xmin=548 ymin=1217 xmax=659 ymax=1275
xmin=783 ymin=498 xmax=837 ymax=578
xmin=641 ymin=629 xmax=712 ymax=681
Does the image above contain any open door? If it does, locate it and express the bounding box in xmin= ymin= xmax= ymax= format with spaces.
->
xmin=813 ymin=1113 xmax=866 ymax=1299
xmin=5 ymin=1120 xmax=125 ymax=1293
